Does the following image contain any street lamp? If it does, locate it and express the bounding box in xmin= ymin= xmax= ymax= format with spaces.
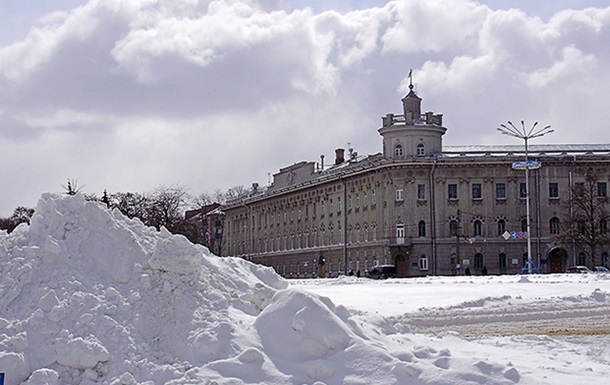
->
xmin=497 ymin=121 xmax=553 ymax=274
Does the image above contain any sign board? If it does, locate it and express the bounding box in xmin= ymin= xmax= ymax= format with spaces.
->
xmin=512 ymin=160 xmax=542 ymax=170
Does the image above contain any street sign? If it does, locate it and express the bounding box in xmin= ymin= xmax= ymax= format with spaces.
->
xmin=512 ymin=160 xmax=541 ymax=170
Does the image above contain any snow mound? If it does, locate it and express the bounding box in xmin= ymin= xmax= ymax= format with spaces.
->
xmin=0 ymin=194 xmax=286 ymax=384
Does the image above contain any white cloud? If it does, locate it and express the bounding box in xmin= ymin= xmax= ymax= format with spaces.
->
xmin=1 ymin=0 xmax=610 ymax=215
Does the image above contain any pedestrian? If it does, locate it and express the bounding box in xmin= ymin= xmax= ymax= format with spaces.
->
xmin=356 ymin=269 xmax=361 ymax=278
xmin=481 ymin=266 xmax=488 ymax=275
xmin=465 ymin=266 xmax=471 ymax=276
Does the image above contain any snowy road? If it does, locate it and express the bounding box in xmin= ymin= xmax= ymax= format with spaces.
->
xmin=291 ymin=273 xmax=610 ymax=338
xmin=392 ymin=290 xmax=610 ymax=337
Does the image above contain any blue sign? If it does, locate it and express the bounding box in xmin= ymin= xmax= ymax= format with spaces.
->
xmin=1 ymin=373 xmax=4 ymax=385
xmin=512 ymin=160 xmax=542 ymax=170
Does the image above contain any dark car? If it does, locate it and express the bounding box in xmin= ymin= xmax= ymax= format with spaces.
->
xmin=566 ymin=266 xmax=593 ymax=273
xmin=368 ymin=265 xmax=397 ymax=279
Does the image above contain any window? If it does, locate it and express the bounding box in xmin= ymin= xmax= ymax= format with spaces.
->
xmin=601 ymin=219 xmax=608 ymax=235
xmin=472 ymin=183 xmax=482 ymax=200
xmin=419 ymin=255 xmax=429 ymax=271
xmin=448 ymin=184 xmax=458 ymax=200
xmin=396 ymin=222 xmax=405 ymax=240
xmin=355 ymin=194 xmax=360 ymax=208
xmin=416 ymin=143 xmax=425 ymax=156
xmin=337 ymin=197 xmax=342 ymax=212
xmin=417 ymin=184 xmax=426 ymax=200
xmin=394 ymin=144 xmax=403 ymax=157
xmin=549 ymin=182 xmax=559 ymax=199
xmin=578 ymin=252 xmax=587 ymax=265
xmin=519 ymin=183 xmax=527 ymax=199
xmin=474 ymin=253 xmax=484 ymax=270
xmin=498 ymin=253 xmax=507 ymax=269
xmin=372 ymin=189 xmax=377 ymax=206
xmin=497 ymin=219 xmax=506 ymax=236
xmin=449 ymin=220 xmax=459 ymax=236
xmin=496 ymin=183 xmax=506 ymax=200
xmin=418 ymin=221 xmax=426 ymax=237
xmin=550 ymin=217 xmax=560 ymax=235
xmin=521 ymin=218 xmax=527 ymax=233
xmin=598 ymin=182 xmax=607 ymax=197
xmin=363 ymin=193 xmax=367 ymax=208
xmin=396 ymin=186 xmax=404 ymax=201
xmin=473 ymin=220 xmax=482 ymax=236
xmin=575 ymin=182 xmax=584 ymax=198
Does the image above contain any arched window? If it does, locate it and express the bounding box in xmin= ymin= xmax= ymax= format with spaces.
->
xmin=449 ymin=220 xmax=459 ymax=237
xmin=419 ymin=255 xmax=429 ymax=270
xmin=417 ymin=143 xmax=425 ymax=156
xmin=578 ymin=252 xmax=587 ymax=265
xmin=549 ymin=217 xmax=560 ymax=235
xmin=474 ymin=253 xmax=484 ymax=270
xmin=498 ymin=253 xmax=507 ymax=269
xmin=418 ymin=221 xmax=426 ymax=237
xmin=473 ymin=220 xmax=483 ymax=237
xmin=396 ymin=221 xmax=405 ymax=241
xmin=394 ymin=144 xmax=403 ymax=157
xmin=497 ymin=219 xmax=506 ymax=236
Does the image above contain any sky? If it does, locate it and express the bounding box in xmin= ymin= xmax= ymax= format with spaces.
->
xmin=1 ymin=0 xmax=610 ymax=216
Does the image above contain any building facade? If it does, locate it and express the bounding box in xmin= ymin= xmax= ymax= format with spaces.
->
xmin=222 ymin=84 xmax=610 ymax=278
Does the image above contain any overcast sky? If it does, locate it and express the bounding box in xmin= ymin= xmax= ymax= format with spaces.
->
xmin=2 ymin=0 xmax=610 ymax=216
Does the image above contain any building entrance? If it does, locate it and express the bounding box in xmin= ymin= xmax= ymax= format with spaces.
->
xmin=548 ymin=248 xmax=568 ymax=273
xmin=395 ymin=254 xmax=407 ymax=278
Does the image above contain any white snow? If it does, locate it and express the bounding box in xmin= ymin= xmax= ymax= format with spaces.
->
xmin=1 ymin=193 xmax=609 ymax=384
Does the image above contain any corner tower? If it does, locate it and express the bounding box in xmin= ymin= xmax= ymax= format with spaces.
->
xmin=378 ymin=78 xmax=447 ymax=159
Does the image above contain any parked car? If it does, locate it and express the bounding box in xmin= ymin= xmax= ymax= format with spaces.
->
xmin=566 ymin=266 xmax=593 ymax=273
xmin=594 ymin=266 xmax=610 ymax=273
xmin=368 ymin=265 xmax=397 ymax=279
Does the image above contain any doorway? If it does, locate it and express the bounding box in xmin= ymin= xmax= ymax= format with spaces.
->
xmin=548 ymin=247 xmax=568 ymax=273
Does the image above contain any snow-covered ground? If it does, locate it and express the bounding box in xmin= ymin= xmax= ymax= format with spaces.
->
xmin=1 ymin=194 xmax=609 ymax=385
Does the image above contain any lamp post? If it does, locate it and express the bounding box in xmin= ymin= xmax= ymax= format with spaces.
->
xmin=497 ymin=121 xmax=553 ymax=274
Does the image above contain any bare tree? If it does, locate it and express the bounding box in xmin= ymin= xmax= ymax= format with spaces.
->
xmin=191 ymin=192 xmax=213 ymax=209
xmin=148 ymin=185 xmax=190 ymax=232
xmin=556 ymin=168 xmax=610 ymax=268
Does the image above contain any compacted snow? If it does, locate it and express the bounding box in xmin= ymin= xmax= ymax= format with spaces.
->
xmin=1 ymin=194 xmax=609 ymax=384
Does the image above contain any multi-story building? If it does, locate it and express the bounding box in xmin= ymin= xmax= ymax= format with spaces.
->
xmin=223 ymin=83 xmax=610 ymax=278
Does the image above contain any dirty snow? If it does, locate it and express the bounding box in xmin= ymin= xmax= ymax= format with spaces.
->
xmin=1 ymin=194 xmax=609 ymax=384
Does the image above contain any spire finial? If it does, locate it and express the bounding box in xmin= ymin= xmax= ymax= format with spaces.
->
xmin=408 ymin=68 xmax=413 ymax=90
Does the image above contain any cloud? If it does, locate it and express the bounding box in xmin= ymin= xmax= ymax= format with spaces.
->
xmin=1 ymin=0 xmax=610 ymax=215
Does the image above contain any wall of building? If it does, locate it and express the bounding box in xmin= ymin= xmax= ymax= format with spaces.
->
xmin=224 ymin=153 xmax=610 ymax=278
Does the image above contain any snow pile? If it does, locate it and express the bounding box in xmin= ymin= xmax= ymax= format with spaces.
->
xmin=0 ymin=194 xmax=287 ymax=384
xmin=3 ymin=193 xmax=605 ymax=384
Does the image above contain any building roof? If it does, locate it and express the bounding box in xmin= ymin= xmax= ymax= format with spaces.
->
xmin=441 ymin=144 xmax=610 ymax=157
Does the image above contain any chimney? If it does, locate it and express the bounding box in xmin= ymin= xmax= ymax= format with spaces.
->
xmin=320 ymin=154 xmax=325 ymax=171
xmin=335 ymin=148 xmax=345 ymax=165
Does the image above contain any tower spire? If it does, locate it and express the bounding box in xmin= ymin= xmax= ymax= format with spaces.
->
xmin=408 ymin=68 xmax=413 ymax=90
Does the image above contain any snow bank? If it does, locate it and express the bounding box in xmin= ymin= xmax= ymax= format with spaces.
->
xmin=0 ymin=194 xmax=287 ymax=384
